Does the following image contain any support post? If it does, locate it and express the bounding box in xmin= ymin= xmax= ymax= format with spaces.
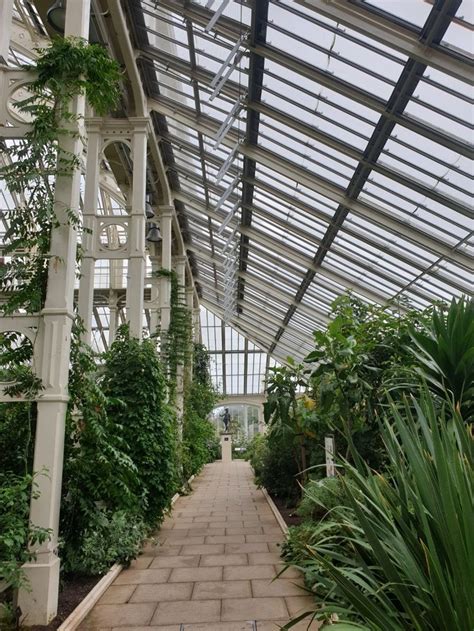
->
xmin=77 ymin=119 xmax=101 ymax=344
xmin=108 ymin=290 xmax=118 ymax=345
xmin=193 ymin=300 xmax=201 ymax=344
xmin=174 ymin=254 xmax=187 ymax=425
xmin=159 ymin=205 xmax=173 ymax=334
xmin=126 ymin=118 xmax=148 ymax=339
xmin=243 ymin=404 xmax=249 ymax=439
xmin=148 ymin=243 xmax=160 ymax=335
xmin=0 ymin=0 xmax=14 ymax=65
xmin=18 ymin=2 xmax=91 ymax=625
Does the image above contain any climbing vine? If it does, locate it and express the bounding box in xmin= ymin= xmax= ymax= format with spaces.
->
xmin=154 ymin=268 xmax=193 ymax=401
xmin=0 ymin=38 xmax=121 ymax=587
xmin=0 ymin=37 xmax=121 ymax=316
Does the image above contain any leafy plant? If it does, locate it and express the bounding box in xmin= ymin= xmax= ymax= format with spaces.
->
xmin=409 ymin=296 xmax=474 ymax=422
xmin=283 ymin=389 xmax=474 ymax=631
xmin=0 ymin=402 xmax=35 ymax=476
xmin=60 ymin=323 xmax=143 ymax=572
xmin=264 ymin=360 xmax=310 ymax=488
xmin=153 ymin=269 xmax=192 ymax=402
xmin=61 ymin=509 xmax=146 ymax=576
xmin=304 ymin=294 xmax=430 ymax=465
xmin=101 ymin=325 xmax=178 ymax=524
xmin=296 ymin=476 xmax=347 ymax=522
xmin=182 ymin=344 xmax=219 ymax=479
xmin=0 ymin=472 xmax=51 ymax=589
xmin=0 ymin=37 xmax=121 ymax=316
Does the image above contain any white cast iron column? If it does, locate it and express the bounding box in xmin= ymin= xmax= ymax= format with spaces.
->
xmin=193 ymin=298 xmax=201 ymax=344
xmin=0 ymin=0 xmax=14 ymax=64
xmin=149 ymin=242 xmax=160 ymax=335
xmin=77 ymin=119 xmax=101 ymax=344
xmin=126 ymin=118 xmax=148 ymax=339
xmin=159 ymin=205 xmax=173 ymax=334
xmin=18 ymin=1 xmax=91 ymax=624
xmin=174 ymin=254 xmax=186 ymax=423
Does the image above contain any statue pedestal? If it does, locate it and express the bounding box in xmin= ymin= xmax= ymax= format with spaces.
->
xmin=220 ymin=432 xmax=232 ymax=464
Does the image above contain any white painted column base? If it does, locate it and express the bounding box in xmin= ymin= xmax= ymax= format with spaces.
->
xmin=220 ymin=433 xmax=232 ymax=463
xmin=18 ymin=557 xmax=60 ymax=626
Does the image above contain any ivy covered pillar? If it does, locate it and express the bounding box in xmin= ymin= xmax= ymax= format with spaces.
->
xmin=159 ymin=205 xmax=173 ymax=334
xmin=77 ymin=119 xmax=101 ymax=344
xmin=185 ymin=285 xmax=195 ymax=382
xmin=174 ymin=254 xmax=187 ymax=422
xmin=126 ymin=117 xmax=149 ymax=340
xmin=17 ymin=1 xmax=91 ymax=625
xmin=148 ymin=242 xmax=160 ymax=335
xmin=193 ymin=298 xmax=202 ymax=344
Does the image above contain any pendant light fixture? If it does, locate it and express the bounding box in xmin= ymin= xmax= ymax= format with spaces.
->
xmin=145 ymin=223 xmax=162 ymax=243
xmin=46 ymin=0 xmax=102 ymax=43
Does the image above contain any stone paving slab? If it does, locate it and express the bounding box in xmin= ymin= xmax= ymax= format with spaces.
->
xmin=79 ymin=461 xmax=320 ymax=629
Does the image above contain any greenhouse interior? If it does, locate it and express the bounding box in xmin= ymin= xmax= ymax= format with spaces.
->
xmin=0 ymin=0 xmax=472 ymax=628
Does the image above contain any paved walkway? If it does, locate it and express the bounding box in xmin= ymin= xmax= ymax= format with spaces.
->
xmin=79 ymin=460 xmax=319 ymax=630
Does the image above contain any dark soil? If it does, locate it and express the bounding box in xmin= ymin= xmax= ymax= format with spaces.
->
xmin=271 ymin=494 xmax=303 ymax=528
xmin=26 ymin=574 xmax=100 ymax=631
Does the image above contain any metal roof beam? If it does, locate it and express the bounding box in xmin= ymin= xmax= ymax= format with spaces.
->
xmin=155 ymin=0 xmax=472 ymax=84
xmin=250 ymin=42 xmax=472 ymax=159
xmin=268 ymin=0 xmax=465 ymax=353
xmin=149 ymin=97 xmax=471 ymax=268
xmin=292 ymin=0 xmax=472 ymax=84
xmin=187 ymin=244 xmax=330 ymax=323
xmin=178 ymin=194 xmax=404 ymax=307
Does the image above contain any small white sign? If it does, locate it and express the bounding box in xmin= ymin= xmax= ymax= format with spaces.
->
xmin=325 ymin=435 xmax=336 ymax=477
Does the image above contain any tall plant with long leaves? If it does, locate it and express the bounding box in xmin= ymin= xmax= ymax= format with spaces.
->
xmin=283 ymin=389 xmax=474 ymax=631
xmin=409 ymin=296 xmax=474 ymax=422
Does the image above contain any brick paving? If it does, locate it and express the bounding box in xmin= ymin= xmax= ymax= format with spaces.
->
xmin=79 ymin=460 xmax=319 ymax=630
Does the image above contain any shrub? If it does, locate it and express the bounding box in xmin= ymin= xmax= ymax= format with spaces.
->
xmin=61 ymin=509 xmax=146 ymax=576
xmin=283 ymin=389 xmax=474 ymax=631
xmin=0 ymin=473 xmax=50 ymax=588
xmin=297 ymin=476 xmax=347 ymax=521
xmin=101 ymin=326 xmax=178 ymax=524
xmin=182 ymin=344 xmax=219 ymax=479
xmin=247 ymin=432 xmax=301 ymax=506
xmin=0 ymin=402 xmax=35 ymax=476
xmin=60 ymin=327 xmax=144 ymax=573
xmin=182 ymin=408 xmax=218 ymax=479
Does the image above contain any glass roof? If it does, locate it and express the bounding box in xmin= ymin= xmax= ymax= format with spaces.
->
xmin=130 ymin=0 xmax=473 ymax=362
xmin=2 ymin=0 xmax=473 ymax=395
xmin=200 ymin=305 xmax=279 ymax=394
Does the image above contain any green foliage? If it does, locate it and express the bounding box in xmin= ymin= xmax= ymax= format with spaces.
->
xmin=0 ymin=402 xmax=34 ymax=476
xmin=305 ymin=295 xmax=429 ymax=453
xmin=264 ymin=360 xmax=311 ymax=495
xmin=296 ymin=476 xmax=347 ymax=521
xmin=0 ymin=473 xmax=51 ymax=589
xmin=247 ymin=431 xmax=301 ymax=506
xmin=32 ymin=37 xmax=121 ymax=116
xmin=0 ymin=37 xmax=120 ymax=316
xmin=101 ymin=325 xmax=178 ymax=524
xmin=182 ymin=344 xmax=219 ymax=479
xmin=154 ymin=269 xmax=192 ymax=402
xmin=283 ymin=390 xmax=474 ymax=631
xmin=61 ymin=509 xmax=146 ymax=576
xmin=409 ymin=296 xmax=474 ymax=422
xmin=60 ymin=324 xmax=144 ymax=573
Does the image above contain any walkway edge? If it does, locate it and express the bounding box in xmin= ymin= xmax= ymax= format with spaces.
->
xmin=261 ymin=486 xmax=289 ymax=535
xmin=56 ymin=563 xmax=122 ymax=631
xmin=58 ymin=472 xmax=197 ymax=630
